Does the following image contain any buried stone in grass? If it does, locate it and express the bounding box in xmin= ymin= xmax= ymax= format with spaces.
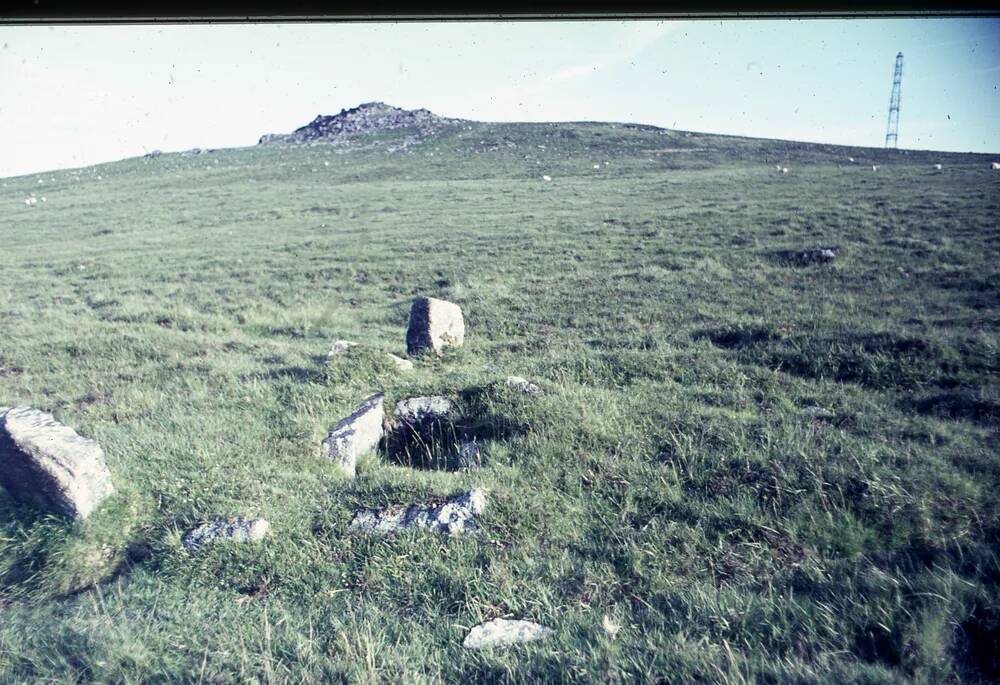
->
xmin=349 ymin=488 xmax=487 ymax=536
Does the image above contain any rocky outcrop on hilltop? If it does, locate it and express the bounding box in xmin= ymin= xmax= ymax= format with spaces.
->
xmin=258 ymin=102 xmax=464 ymax=145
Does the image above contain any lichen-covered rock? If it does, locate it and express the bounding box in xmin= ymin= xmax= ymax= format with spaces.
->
xmin=182 ymin=517 xmax=270 ymax=551
xmin=462 ymin=618 xmax=555 ymax=649
xmin=0 ymin=406 xmax=114 ymax=519
xmin=506 ymin=376 xmax=544 ymax=396
xmin=349 ymin=488 xmax=487 ymax=537
xmin=387 ymin=353 xmax=413 ymax=371
xmin=321 ymin=394 xmax=385 ymax=478
xmin=406 ymin=297 xmax=465 ymax=356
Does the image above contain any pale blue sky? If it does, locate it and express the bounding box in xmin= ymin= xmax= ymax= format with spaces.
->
xmin=1 ymin=19 xmax=998 ymax=178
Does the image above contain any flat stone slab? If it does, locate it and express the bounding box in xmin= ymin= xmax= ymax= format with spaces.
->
xmin=506 ymin=376 xmax=544 ymax=396
xmin=393 ymin=396 xmax=454 ymax=426
xmin=322 ymin=394 xmax=385 ymax=478
xmin=349 ymin=488 xmax=487 ymax=537
xmin=0 ymin=406 xmax=114 ymax=519
xmin=182 ymin=517 xmax=270 ymax=551
xmin=406 ymin=297 xmax=465 ymax=356
xmin=462 ymin=618 xmax=555 ymax=649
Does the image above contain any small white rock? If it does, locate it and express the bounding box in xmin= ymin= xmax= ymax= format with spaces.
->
xmin=602 ymin=615 xmax=621 ymax=639
xmin=801 ymin=406 xmax=836 ymax=419
xmin=387 ymin=353 xmax=413 ymax=370
xmin=327 ymin=340 xmax=359 ymax=357
xmin=506 ymin=376 xmax=544 ymax=396
xmin=542 ymin=175 xmax=552 ymax=181
xmin=462 ymin=618 xmax=554 ymax=649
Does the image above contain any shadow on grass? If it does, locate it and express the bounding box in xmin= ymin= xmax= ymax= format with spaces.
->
xmin=380 ymin=384 xmax=531 ymax=472
xmin=907 ymin=391 xmax=1000 ymax=425
xmin=0 ymin=492 xmax=150 ymax=604
xmin=258 ymin=366 xmax=318 ymax=383
xmin=695 ymin=325 xmax=782 ymax=351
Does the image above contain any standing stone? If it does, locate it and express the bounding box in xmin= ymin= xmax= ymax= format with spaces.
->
xmin=462 ymin=618 xmax=555 ymax=649
xmin=182 ymin=517 xmax=270 ymax=551
xmin=406 ymin=297 xmax=465 ymax=356
xmin=349 ymin=488 xmax=487 ymax=537
xmin=321 ymin=394 xmax=385 ymax=478
xmin=0 ymin=406 xmax=114 ymax=519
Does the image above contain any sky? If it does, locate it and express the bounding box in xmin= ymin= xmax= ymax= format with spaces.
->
xmin=1 ymin=19 xmax=999 ymax=178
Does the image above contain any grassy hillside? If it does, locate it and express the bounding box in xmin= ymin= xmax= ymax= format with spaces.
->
xmin=1 ymin=121 xmax=998 ymax=683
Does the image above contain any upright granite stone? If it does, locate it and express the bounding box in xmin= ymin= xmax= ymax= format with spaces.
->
xmin=406 ymin=297 xmax=465 ymax=356
xmin=0 ymin=406 xmax=114 ymax=519
xmin=321 ymin=394 xmax=385 ymax=478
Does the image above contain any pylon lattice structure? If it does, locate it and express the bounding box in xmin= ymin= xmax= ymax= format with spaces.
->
xmin=885 ymin=52 xmax=903 ymax=149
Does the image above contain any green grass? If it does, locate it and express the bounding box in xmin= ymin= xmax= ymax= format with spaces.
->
xmin=0 ymin=120 xmax=998 ymax=683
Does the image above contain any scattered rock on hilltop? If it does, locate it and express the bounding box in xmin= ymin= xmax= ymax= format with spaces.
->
xmin=258 ymin=102 xmax=464 ymax=146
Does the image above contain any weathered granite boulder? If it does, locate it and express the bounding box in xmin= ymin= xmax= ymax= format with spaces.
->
xmin=462 ymin=618 xmax=555 ymax=649
xmin=182 ymin=517 xmax=270 ymax=551
xmin=506 ymin=376 xmax=544 ymax=396
xmin=406 ymin=297 xmax=465 ymax=356
xmin=349 ymin=488 xmax=487 ymax=536
xmin=0 ymin=406 xmax=114 ymax=519
xmin=321 ymin=394 xmax=385 ymax=478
